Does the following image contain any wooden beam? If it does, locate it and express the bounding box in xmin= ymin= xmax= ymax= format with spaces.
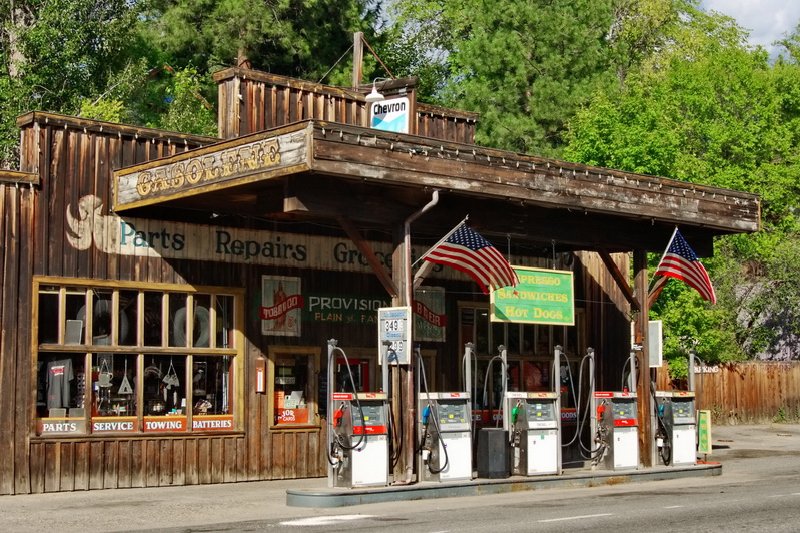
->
xmin=599 ymin=250 xmax=640 ymax=311
xmin=336 ymin=216 xmax=398 ymax=298
xmin=351 ymin=32 xmax=363 ymax=88
xmin=633 ymin=249 xmax=653 ymax=468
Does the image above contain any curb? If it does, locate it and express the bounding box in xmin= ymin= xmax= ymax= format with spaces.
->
xmin=286 ymin=463 xmax=722 ymax=507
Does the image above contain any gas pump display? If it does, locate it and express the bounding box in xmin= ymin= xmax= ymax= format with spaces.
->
xmin=594 ymin=391 xmax=639 ymax=471
xmin=418 ymin=392 xmax=473 ymax=482
xmin=655 ymin=391 xmax=696 ymax=466
xmin=328 ymin=392 xmax=390 ymax=488
xmin=505 ymin=391 xmax=561 ymax=476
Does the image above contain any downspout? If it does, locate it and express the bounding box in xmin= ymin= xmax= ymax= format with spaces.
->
xmin=396 ymin=189 xmax=439 ymax=485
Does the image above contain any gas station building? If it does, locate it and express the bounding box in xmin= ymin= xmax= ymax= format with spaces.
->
xmin=0 ymin=63 xmax=760 ymax=494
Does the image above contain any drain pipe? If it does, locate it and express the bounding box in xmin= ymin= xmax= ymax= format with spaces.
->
xmin=395 ymin=189 xmax=439 ymax=485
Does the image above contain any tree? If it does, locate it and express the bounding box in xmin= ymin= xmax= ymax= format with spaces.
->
xmin=139 ymin=0 xmax=381 ymax=82
xmin=0 ymin=0 xmax=145 ymax=167
xmin=387 ymin=0 xmax=705 ymax=157
xmin=566 ymin=9 xmax=800 ymax=365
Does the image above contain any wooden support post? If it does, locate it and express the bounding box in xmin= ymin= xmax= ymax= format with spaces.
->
xmin=390 ymin=225 xmax=415 ymax=483
xmin=633 ymin=249 xmax=652 ymax=467
xmin=351 ymin=32 xmax=363 ymax=89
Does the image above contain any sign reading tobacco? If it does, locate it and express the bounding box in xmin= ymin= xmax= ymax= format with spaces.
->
xmin=114 ymin=128 xmax=308 ymax=209
xmin=491 ymin=266 xmax=575 ymax=325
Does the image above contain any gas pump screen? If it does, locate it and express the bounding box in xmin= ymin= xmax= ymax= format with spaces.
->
xmin=437 ymin=401 xmax=469 ymax=425
xmin=526 ymin=401 xmax=555 ymax=421
xmin=352 ymin=404 xmax=385 ymax=425
xmin=673 ymin=400 xmax=695 ymax=421
xmin=613 ymin=400 xmax=636 ymax=420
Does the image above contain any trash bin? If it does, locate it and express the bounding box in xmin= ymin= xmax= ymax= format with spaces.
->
xmin=477 ymin=427 xmax=509 ymax=478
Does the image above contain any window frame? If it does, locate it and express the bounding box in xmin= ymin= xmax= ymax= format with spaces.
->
xmin=32 ymin=277 xmax=244 ymax=438
xmin=267 ymin=345 xmax=320 ymax=430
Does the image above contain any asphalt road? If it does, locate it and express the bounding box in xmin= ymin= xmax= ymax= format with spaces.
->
xmin=2 ymin=424 xmax=799 ymax=532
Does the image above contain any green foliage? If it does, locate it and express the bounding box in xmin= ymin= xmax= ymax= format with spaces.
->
xmin=140 ymin=0 xmax=380 ymax=81
xmin=388 ymin=0 xmax=706 ymax=156
xmin=566 ymin=8 xmax=800 ymax=370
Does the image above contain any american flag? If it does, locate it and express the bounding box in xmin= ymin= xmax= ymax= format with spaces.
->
xmin=654 ymin=228 xmax=716 ymax=304
xmin=422 ymin=223 xmax=519 ymax=294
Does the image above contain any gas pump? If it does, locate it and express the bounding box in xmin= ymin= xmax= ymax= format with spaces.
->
xmin=504 ymin=391 xmax=561 ymax=476
xmin=326 ymin=340 xmax=390 ymax=488
xmin=594 ymin=391 xmax=639 ymax=470
xmin=418 ymin=392 xmax=473 ymax=482
xmin=655 ymin=391 xmax=696 ymax=466
xmin=328 ymin=391 xmax=390 ymax=488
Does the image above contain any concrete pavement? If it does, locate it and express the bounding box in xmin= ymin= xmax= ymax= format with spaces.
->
xmin=0 ymin=423 xmax=797 ymax=532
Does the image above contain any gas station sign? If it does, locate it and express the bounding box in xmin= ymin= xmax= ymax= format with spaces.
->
xmin=378 ymin=306 xmax=411 ymax=364
xmin=491 ymin=266 xmax=574 ymax=325
xmin=369 ymin=97 xmax=411 ymax=133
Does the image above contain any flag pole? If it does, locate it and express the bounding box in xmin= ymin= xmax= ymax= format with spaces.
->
xmin=649 ymin=226 xmax=678 ymax=288
xmin=412 ymin=215 xmax=469 ymax=267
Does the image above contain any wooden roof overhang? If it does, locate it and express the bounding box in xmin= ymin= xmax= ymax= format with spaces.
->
xmin=113 ymin=120 xmax=760 ymax=257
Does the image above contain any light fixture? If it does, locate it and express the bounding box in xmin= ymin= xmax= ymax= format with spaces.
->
xmin=364 ymin=78 xmax=389 ymax=103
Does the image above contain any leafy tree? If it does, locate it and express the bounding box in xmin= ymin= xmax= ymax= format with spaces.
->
xmin=387 ymin=0 xmax=706 ymax=156
xmin=139 ymin=0 xmax=382 ymax=83
xmin=566 ymin=9 xmax=800 ymax=366
xmin=0 ymin=0 xmax=145 ymax=167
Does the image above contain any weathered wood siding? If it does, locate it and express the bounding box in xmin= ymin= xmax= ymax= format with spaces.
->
xmin=0 ymin=172 xmax=36 ymax=495
xmin=214 ymin=67 xmax=477 ymax=144
xmin=8 ymin=114 xmax=334 ymax=494
xmin=693 ymin=362 xmax=800 ymax=424
xmin=575 ymin=251 xmax=633 ymax=390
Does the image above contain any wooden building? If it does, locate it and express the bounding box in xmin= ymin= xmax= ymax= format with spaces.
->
xmin=0 ymin=67 xmax=759 ymax=494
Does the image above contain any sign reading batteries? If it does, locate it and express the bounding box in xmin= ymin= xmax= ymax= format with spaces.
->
xmin=378 ymin=306 xmax=411 ymax=364
xmin=370 ymin=97 xmax=410 ymax=134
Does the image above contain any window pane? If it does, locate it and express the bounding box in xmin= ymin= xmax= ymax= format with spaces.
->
xmin=507 ymin=324 xmax=520 ymax=355
xmin=191 ymin=356 xmax=233 ymax=415
xmin=192 ymin=294 xmax=211 ymax=348
xmin=38 ymin=288 xmax=60 ymax=344
xmin=37 ymin=353 xmax=86 ymax=419
xmin=143 ymin=355 xmax=187 ymax=416
xmin=216 ymin=295 xmax=234 ymax=349
xmin=119 ymin=291 xmax=138 ymax=346
xmin=491 ymin=322 xmax=505 ymax=354
xmin=64 ymin=288 xmax=88 ymax=344
xmin=475 ymin=309 xmax=489 ymax=354
xmin=273 ymin=354 xmax=311 ymax=426
xmin=143 ymin=292 xmax=163 ymax=347
xmin=168 ymin=294 xmax=188 ymax=347
xmin=92 ymin=353 xmax=137 ymax=417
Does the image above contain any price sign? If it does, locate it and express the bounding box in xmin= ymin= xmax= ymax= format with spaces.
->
xmin=378 ymin=306 xmax=411 ymax=365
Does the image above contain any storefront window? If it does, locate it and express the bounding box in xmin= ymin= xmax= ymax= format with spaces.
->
xmin=269 ymin=346 xmax=319 ymax=428
xmin=34 ymin=279 xmax=241 ymax=436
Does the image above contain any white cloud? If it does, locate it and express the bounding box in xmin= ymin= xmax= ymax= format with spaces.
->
xmin=702 ymin=0 xmax=800 ymax=57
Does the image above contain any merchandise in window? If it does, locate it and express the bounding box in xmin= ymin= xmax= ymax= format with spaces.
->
xmin=270 ymin=347 xmax=319 ymax=428
xmin=34 ymin=279 xmax=241 ymax=436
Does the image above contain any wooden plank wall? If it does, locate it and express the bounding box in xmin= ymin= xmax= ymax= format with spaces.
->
xmin=574 ymin=251 xmax=632 ymax=391
xmin=0 ymin=176 xmax=35 ymax=495
xmin=692 ymin=362 xmax=800 ymax=424
xmin=8 ymin=115 xmax=330 ymax=494
xmin=215 ymin=68 xmax=477 ymax=144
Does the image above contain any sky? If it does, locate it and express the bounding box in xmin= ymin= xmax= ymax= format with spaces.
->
xmin=702 ymin=0 xmax=800 ymax=58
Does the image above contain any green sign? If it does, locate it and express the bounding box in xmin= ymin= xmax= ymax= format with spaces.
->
xmin=491 ymin=267 xmax=574 ymax=325
xmin=697 ymin=409 xmax=712 ymax=455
